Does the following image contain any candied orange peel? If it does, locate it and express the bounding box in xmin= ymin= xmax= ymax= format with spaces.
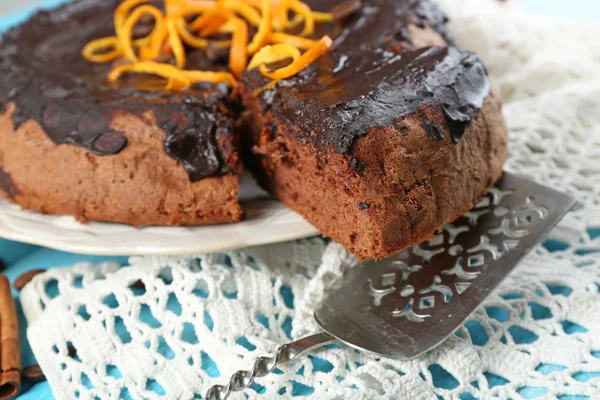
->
xmin=82 ymin=0 xmax=341 ymax=90
xmin=257 ymin=35 xmax=332 ymax=88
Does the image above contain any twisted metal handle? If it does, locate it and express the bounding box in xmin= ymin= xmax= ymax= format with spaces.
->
xmin=205 ymin=332 xmax=335 ymax=400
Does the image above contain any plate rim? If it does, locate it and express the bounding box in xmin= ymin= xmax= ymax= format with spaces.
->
xmin=0 ymin=197 xmax=321 ymax=255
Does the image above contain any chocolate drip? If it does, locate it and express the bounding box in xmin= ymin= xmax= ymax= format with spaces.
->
xmin=0 ymin=168 xmax=19 ymax=198
xmin=424 ymin=116 xmax=445 ymax=141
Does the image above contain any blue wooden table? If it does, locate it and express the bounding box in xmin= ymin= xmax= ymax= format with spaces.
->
xmin=0 ymin=0 xmax=598 ymax=399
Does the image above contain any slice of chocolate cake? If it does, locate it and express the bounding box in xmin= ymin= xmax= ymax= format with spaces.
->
xmin=0 ymin=0 xmax=508 ymax=259
xmin=241 ymin=0 xmax=508 ymax=259
xmin=0 ymin=0 xmax=243 ymax=225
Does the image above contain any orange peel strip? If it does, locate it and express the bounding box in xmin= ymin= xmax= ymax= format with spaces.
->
xmin=115 ymin=0 xmax=152 ymax=36
xmin=201 ymin=17 xmax=231 ymax=37
xmin=215 ymin=19 xmax=236 ymax=34
xmin=276 ymin=0 xmax=314 ymax=36
xmin=82 ymin=37 xmax=123 ymax=63
xmin=312 ymin=11 xmax=334 ymax=23
xmin=260 ymin=35 xmax=332 ymax=80
xmin=177 ymin=18 xmax=233 ymax=49
xmin=109 ymin=61 xmax=237 ymax=89
xmin=247 ymin=43 xmax=301 ymax=70
xmin=165 ymin=0 xmax=216 ymax=19
xmin=240 ymin=0 xmax=262 ymax=9
xmin=139 ymin=11 xmax=169 ymax=60
xmin=88 ymin=0 xmax=336 ymax=90
xmin=189 ymin=10 xmax=230 ymax=36
xmin=138 ymin=34 xmax=169 ymax=60
xmin=275 ymin=0 xmax=294 ymax=30
xmin=219 ymin=0 xmax=262 ymax=26
xmin=176 ymin=18 xmax=210 ymax=48
xmin=247 ymin=0 xmax=272 ymax=55
xmin=167 ymin=19 xmax=187 ymax=68
xmin=272 ymin=10 xmax=330 ymax=32
xmin=146 ymin=21 xmax=169 ymax=59
xmin=184 ymin=70 xmax=239 ymax=87
xmin=165 ymin=77 xmax=191 ymax=90
xmin=289 ymin=0 xmax=314 ymax=37
xmin=120 ymin=5 xmax=166 ymax=62
xmin=269 ymin=32 xmax=316 ymax=50
xmin=109 ymin=61 xmax=192 ymax=89
xmin=230 ymin=16 xmax=249 ymax=78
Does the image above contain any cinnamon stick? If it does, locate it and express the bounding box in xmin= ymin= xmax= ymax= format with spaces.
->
xmin=0 ymin=275 xmax=20 ymax=400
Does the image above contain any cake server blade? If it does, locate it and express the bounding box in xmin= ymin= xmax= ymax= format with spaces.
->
xmin=314 ymin=172 xmax=577 ymax=359
xmin=206 ymin=172 xmax=576 ymax=400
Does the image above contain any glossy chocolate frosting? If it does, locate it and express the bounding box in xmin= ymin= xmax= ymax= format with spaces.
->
xmin=0 ymin=0 xmax=236 ymax=181
xmin=248 ymin=46 xmax=490 ymax=153
xmin=246 ymin=0 xmax=491 ymax=160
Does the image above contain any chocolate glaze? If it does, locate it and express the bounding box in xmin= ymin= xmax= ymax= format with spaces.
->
xmin=0 ymin=167 xmax=19 ymax=198
xmin=0 ymin=0 xmax=236 ymax=181
xmin=248 ymin=47 xmax=490 ymax=154
xmin=245 ymin=0 xmax=490 ymax=160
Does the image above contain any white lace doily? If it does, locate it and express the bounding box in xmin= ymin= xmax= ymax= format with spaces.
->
xmin=19 ymin=0 xmax=600 ymax=399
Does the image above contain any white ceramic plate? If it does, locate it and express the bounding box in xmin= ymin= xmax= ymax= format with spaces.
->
xmin=0 ymin=175 xmax=320 ymax=255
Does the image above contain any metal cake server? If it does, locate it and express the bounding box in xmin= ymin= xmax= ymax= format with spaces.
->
xmin=205 ymin=172 xmax=577 ymax=400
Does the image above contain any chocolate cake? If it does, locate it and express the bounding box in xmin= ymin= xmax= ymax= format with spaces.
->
xmin=241 ymin=0 xmax=508 ymax=259
xmin=0 ymin=0 xmax=508 ymax=259
xmin=0 ymin=0 xmax=244 ymax=226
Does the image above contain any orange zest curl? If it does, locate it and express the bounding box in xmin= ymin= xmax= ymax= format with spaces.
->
xmin=84 ymin=0 xmax=339 ymax=90
xmin=219 ymin=0 xmax=262 ymax=27
xmin=175 ymin=18 xmax=211 ymax=48
xmin=275 ymin=0 xmax=295 ymax=30
xmin=269 ymin=32 xmax=316 ymax=50
xmin=239 ymin=0 xmax=262 ymax=9
xmin=189 ymin=10 xmax=231 ymax=36
xmin=246 ymin=0 xmax=272 ymax=55
xmin=120 ymin=5 xmax=166 ymax=62
xmin=184 ymin=70 xmax=239 ymax=87
xmin=229 ymin=17 xmax=250 ymax=78
xmin=176 ymin=17 xmax=233 ymax=49
xmin=276 ymin=0 xmax=315 ymax=37
xmin=109 ymin=61 xmax=192 ymax=90
xmin=312 ymin=11 xmax=334 ymax=23
xmin=109 ymin=61 xmax=238 ymax=89
xmin=247 ymin=44 xmax=302 ymax=70
xmin=289 ymin=1 xmax=315 ymax=37
xmin=115 ymin=0 xmax=152 ymax=37
xmin=165 ymin=0 xmax=216 ymax=19
xmin=260 ymin=35 xmax=333 ymax=86
xmin=166 ymin=19 xmax=186 ymax=68
xmin=82 ymin=37 xmax=123 ymax=63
